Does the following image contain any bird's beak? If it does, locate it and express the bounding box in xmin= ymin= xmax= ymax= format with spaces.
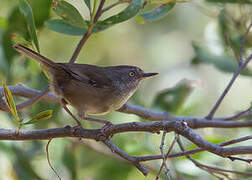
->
xmin=142 ymin=72 xmax=158 ymax=79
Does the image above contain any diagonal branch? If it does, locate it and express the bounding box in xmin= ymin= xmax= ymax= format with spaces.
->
xmin=102 ymin=138 xmax=149 ymax=176
xmin=69 ymin=0 xmax=106 ymax=63
xmin=205 ymin=53 xmax=252 ymax=120
xmin=206 ymin=20 xmax=252 ymax=120
xmin=177 ymin=137 xmax=252 ymax=177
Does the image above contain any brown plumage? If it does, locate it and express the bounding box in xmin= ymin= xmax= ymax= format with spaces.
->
xmin=14 ymin=43 xmax=158 ymax=125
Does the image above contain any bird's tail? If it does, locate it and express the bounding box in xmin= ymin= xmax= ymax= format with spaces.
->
xmin=13 ymin=43 xmax=56 ymax=68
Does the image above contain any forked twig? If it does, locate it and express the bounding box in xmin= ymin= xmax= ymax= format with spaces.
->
xmin=156 ymin=133 xmax=178 ymax=180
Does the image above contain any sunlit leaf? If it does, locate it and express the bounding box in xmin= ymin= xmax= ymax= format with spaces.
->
xmin=98 ymin=0 xmax=142 ymax=26
xmin=139 ymin=3 xmax=175 ymax=21
xmin=152 ymin=79 xmax=194 ymax=113
xmin=45 ymin=19 xmax=87 ymax=36
xmin=53 ymin=1 xmax=87 ymax=28
xmin=19 ymin=0 xmax=40 ymax=52
xmin=3 ymin=83 xmax=20 ymax=121
xmin=23 ymin=110 xmax=53 ymax=125
xmin=192 ymin=43 xmax=252 ymax=76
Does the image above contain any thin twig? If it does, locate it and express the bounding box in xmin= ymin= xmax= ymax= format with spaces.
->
xmin=0 ymin=87 xmax=50 ymax=112
xmin=205 ymin=53 xmax=252 ymax=120
xmin=136 ymin=135 xmax=252 ymax=161
xmin=177 ymin=137 xmax=232 ymax=179
xmin=46 ymin=138 xmax=61 ymax=180
xmin=156 ymin=133 xmax=178 ymax=180
xmin=93 ymin=0 xmax=106 ymax=23
xmin=102 ymin=138 xmax=149 ymax=176
xmin=240 ymin=19 xmax=252 ymax=62
xmin=228 ymin=156 xmax=252 ymax=164
xmin=224 ymin=33 xmax=241 ymax=65
xmin=69 ymin=0 xmax=106 ymax=64
xmin=156 ymin=131 xmax=170 ymax=180
xmin=206 ymin=20 xmax=252 ymax=120
xmin=69 ymin=29 xmax=92 ymax=63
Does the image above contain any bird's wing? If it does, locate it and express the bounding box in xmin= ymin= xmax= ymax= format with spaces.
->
xmin=59 ymin=63 xmax=112 ymax=88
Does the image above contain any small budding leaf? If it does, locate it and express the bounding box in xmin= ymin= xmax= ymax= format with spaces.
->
xmin=23 ymin=110 xmax=53 ymax=125
xmin=19 ymin=0 xmax=40 ymax=52
xmin=3 ymin=83 xmax=20 ymax=122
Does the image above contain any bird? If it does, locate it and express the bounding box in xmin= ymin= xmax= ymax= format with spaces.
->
xmin=13 ymin=43 xmax=158 ymax=127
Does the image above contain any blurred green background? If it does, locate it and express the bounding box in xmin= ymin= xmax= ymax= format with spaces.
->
xmin=0 ymin=0 xmax=252 ymax=179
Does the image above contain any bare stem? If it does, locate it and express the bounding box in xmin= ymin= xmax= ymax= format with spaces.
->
xmin=205 ymin=54 xmax=252 ymax=120
xmin=69 ymin=0 xmax=106 ymax=64
xmin=206 ymin=20 xmax=252 ymax=120
xmin=240 ymin=19 xmax=252 ymax=62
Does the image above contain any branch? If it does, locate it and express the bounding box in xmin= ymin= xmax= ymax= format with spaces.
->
xmin=156 ymin=131 xmax=170 ymax=180
xmin=102 ymin=138 xmax=149 ymax=176
xmin=156 ymin=133 xmax=178 ymax=180
xmin=69 ymin=0 xmax=106 ymax=63
xmin=177 ymin=137 xmax=252 ymax=177
xmin=1 ymin=121 xmax=252 ymax=157
xmin=240 ymin=19 xmax=252 ymax=62
xmin=1 ymin=85 xmax=252 ymax=129
xmin=136 ymin=135 xmax=252 ymax=161
xmin=206 ymin=20 xmax=252 ymax=120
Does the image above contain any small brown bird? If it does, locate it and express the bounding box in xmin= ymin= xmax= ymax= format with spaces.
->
xmin=14 ymin=43 xmax=158 ymax=127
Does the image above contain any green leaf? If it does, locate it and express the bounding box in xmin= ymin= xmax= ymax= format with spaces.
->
xmin=23 ymin=110 xmax=53 ymax=125
xmin=47 ymin=0 xmax=142 ymax=36
xmin=53 ymin=1 xmax=87 ymax=28
xmin=139 ymin=3 xmax=175 ymax=21
xmin=3 ymin=83 xmax=20 ymax=122
xmin=45 ymin=19 xmax=87 ymax=36
xmin=19 ymin=0 xmax=40 ymax=52
xmin=192 ymin=43 xmax=252 ymax=76
xmin=98 ymin=0 xmax=142 ymax=26
xmin=84 ymin=0 xmax=91 ymax=10
xmin=152 ymin=79 xmax=194 ymax=113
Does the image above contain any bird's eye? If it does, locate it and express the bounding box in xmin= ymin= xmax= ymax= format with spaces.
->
xmin=129 ymin=71 xmax=135 ymax=77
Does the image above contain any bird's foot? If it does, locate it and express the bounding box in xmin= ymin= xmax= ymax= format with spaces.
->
xmin=72 ymin=123 xmax=83 ymax=132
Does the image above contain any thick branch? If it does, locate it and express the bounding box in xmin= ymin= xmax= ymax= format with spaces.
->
xmin=0 ymin=121 xmax=252 ymax=158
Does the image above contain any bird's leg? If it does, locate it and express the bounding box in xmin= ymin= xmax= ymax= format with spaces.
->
xmin=78 ymin=112 xmax=113 ymax=135
xmin=61 ymin=99 xmax=82 ymax=129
